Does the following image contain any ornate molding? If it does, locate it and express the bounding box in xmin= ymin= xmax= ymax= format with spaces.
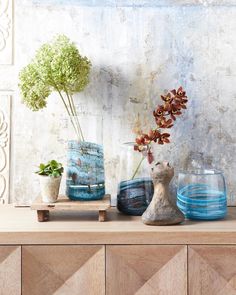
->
xmin=0 ymin=0 xmax=12 ymax=64
xmin=0 ymin=94 xmax=11 ymax=204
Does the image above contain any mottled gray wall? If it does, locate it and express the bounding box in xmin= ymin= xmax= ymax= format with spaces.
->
xmin=0 ymin=0 xmax=236 ymax=204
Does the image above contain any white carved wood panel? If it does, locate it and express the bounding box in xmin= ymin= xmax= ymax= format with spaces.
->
xmin=0 ymin=0 xmax=13 ymax=64
xmin=0 ymin=94 xmax=11 ymax=204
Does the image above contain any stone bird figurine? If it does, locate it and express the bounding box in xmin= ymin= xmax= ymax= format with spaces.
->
xmin=142 ymin=161 xmax=184 ymax=225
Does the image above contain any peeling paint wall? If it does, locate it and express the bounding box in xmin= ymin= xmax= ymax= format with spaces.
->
xmin=1 ymin=0 xmax=236 ymax=204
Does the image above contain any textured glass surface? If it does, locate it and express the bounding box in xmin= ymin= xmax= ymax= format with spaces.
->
xmin=117 ymin=142 xmax=153 ymax=216
xmin=65 ymin=114 xmax=105 ymax=201
xmin=117 ymin=178 xmax=153 ymax=215
xmin=177 ymin=170 xmax=227 ymax=220
xmin=66 ymin=141 xmax=105 ymax=200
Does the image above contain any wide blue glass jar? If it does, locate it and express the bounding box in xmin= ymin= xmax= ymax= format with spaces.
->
xmin=177 ymin=170 xmax=227 ymax=220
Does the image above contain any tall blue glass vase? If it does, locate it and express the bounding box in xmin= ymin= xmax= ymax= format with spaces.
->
xmin=66 ymin=141 xmax=105 ymax=200
xmin=65 ymin=114 xmax=105 ymax=201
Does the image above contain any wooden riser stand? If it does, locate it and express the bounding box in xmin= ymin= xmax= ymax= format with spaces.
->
xmin=31 ymin=194 xmax=111 ymax=222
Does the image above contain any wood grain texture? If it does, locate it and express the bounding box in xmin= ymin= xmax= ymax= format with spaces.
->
xmin=99 ymin=210 xmax=106 ymax=222
xmin=107 ymin=245 xmax=187 ymax=295
xmin=189 ymin=246 xmax=236 ymax=295
xmin=0 ymin=246 xmax=21 ymax=295
xmin=22 ymin=245 xmax=105 ymax=295
xmin=37 ymin=210 xmax=49 ymax=222
xmin=31 ymin=194 xmax=111 ymax=211
xmin=0 ymin=207 xmax=236 ymax=244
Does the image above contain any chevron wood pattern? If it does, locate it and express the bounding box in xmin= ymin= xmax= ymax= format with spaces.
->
xmin=189 ymin=246 xmax=236 ymax=295
xmin=0 ymin=246 xmax=21 ymax=294
xmin=22 ymin=245 xmax=105 ymax=295
xmin=106 ymin=245 xmax=187 ymax=295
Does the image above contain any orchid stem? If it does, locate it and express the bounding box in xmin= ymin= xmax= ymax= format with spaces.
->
xmin=131 ymin=156 xmax=145 ymax=180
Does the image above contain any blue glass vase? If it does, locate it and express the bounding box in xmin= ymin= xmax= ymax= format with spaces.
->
xmin=177 ymin=170 xmax=227 ymax=220
xmin=117 ymin=178 xmax=154 ymax=216
xmin=66 ymin=141 xmax=105 ymax=201
xmin=117 ymin=142 xmax=153 ymax=216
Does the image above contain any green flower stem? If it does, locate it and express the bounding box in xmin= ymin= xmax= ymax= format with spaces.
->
xmin=49 ymin=79 xmax=81 ymax=142
xmin=37 ymin=76 xmax=81 ymax=141
xmin=65 ymin=90 xmax=85 ymax=142
xmin=56 ymin=89 xmax=81 ymax=141
xmin=69 ymin=93 xmax=85 ymax=142
xmin=64 ymin=90 xmax=81 ymax=140
xmin=131 ymin=156 xmax=145 ymax=180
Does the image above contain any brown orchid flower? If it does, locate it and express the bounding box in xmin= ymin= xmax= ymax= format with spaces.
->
xmin=135 ymin=135 xmax=145 ymax=146
xmin=148 ymin=129 xmax=161 ymax=142
xmin=153 ymin=105 xmax=166 ymax=118
xmin=161 ymin=92 xmax=173 ymax=103
xmin=168 ymin=104 xmax=182 ymax=121
xmin=175 ymin=99 xmax=188 ymax=110
xmin=171 ymin=86 xmax=187 ymax=100
xmin=155 ymin=117 xmax=173 ymax=128
xmin=158 ymin=133 xmax=170 ymax=145
xmin=134 ymin=86 xmax=188 ymax=164
xmin=147 ymin=149 xmax=154 ymax=164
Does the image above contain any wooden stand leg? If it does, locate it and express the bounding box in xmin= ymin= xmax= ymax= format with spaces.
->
xmin=99 ymin=210 xmax=106 ymax=222
xmin=37 ymin=210 xmax=49 ymax=222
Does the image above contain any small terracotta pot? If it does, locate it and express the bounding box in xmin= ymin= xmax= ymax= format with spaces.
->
xmin=39 ymin=175 xmax=62 ymax=203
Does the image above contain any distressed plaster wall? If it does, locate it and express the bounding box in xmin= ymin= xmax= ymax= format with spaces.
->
xmin=0 ymin=0 xmax=236 ymax=204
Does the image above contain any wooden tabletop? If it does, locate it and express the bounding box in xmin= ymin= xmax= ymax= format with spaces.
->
xmin=31 ymin=195 xmax=111 ymax=211
xmin=1 ymin=206 xmax=236 ymax=245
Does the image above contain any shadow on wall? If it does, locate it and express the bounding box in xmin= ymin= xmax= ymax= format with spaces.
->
xmin=82 ymin=63 xmax=198 ymax=201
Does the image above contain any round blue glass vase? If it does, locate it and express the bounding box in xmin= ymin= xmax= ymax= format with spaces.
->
xmin=117 ymin=142 xmax=153 ymax=216
xmin=117 ymin=178 xmax=153 ymax=215
xmin=177 ymin=170 xmax=227 ymax=220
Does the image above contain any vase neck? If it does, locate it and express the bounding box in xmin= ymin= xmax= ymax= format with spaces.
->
xmin=151 ymin=182 xmax=171 ymax=204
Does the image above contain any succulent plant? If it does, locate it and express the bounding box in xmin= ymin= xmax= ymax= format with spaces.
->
xmin=36 ymin=160 xmax=64 ymax=178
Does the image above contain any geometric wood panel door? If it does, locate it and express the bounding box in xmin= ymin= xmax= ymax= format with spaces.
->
xmin=106 ymin=245 xmax=187 ymax=295
xmin=0 ymin=246 xmax=21 ymax=295
xmin=22 ymin=245 xmax=105 ymax=295
xmin=189 ymin=246 xmax=236 ymax=295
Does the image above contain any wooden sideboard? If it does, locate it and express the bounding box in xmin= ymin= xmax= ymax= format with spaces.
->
xmin=1 ymin=206 xmax=236 ymax=294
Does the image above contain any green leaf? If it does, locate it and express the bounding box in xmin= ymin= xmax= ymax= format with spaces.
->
xmin=35 ymin=160 xmax=64 ymax=177
xmin=52 ymin=171 xmax=60 ymax=177
xmin=39 ymin=163 xmax=45 ymax=170
xmin=50 ymin=160 xmax=57 ymax=166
